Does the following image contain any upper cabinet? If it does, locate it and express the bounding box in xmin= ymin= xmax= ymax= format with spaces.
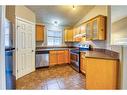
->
xmin=73 ymin=26 xmax=81 ymax=42
xmin=64 ymin=27 xmax=81 ymax=42
xmin=86 ymin=15 xmax=106 ymax=41
xmin=86 ymin=21 xmax=93 ymax=40
xmin=64 ymin=28 xmax=74 ymax=42
xmin=36 ymin=24 xmax=45 ymax=42
xmin=64 ymin=15 xmax=106 ymax=42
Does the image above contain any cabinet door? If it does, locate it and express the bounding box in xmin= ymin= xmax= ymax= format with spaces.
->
xmin=86 ymin=22 xmax=92 ymax=40
xmin=64 ymin=50 xmax=70 ymax=63
xmin=92 ymin=19 xmax=98 ymax=40
xmin=80 ymin=23 xmax=86 ymax=41
xmin=80 ymin=54 xmax=86 ymax=74
xmin=73 ymin=28 xmax=76 ymax=42
xmin=80 ymin=23 xmax=86 ymax=34
xmin=85 ymin=58 xmax=118 ymax=89
xmin=76 ymin=26 xmax=81 ymax=42
xmin=36 ymin=24 xmax=44 ymax=41
xmin=92 ymin=16 xmax=106 ymax=40
xmin=98 ymin=16 xmax=106 ymax=40
xmin=49 ymin=51 xmax=57 ymax=66
xmin=57 ymin=51 xmax=65 ymax=64
xmin=67 ymin=29 xmax=73 ymax=42
xmin=64 ymin=29 xmax=68 ymax=42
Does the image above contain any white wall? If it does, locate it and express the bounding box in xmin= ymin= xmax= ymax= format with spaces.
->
xmin=0 ymin=6 xmax=6 ymax=89
xmin=75 ymin=6 xmax=107 ymax=26
xmin=122 ymin=46 xmax=127 ymax=89
xmin=15 ymin=6 xmax=36 ymax=23
xmin=111 ymin=6 xmax=127 ymax=89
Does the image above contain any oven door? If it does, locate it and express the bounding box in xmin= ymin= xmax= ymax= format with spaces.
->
xmin=70 ymin=52 xmax=79 ymax=72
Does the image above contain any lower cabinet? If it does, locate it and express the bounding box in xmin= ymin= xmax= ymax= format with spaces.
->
xmin=49 ymin=50 xmax=70 ymax=66
xmin=49 ymin=51 xmax=57 ymax=66
xmin=57 ymin=51 xmax=65 ymax=64
xmin=85 ymin=58 xmax=118 ymax=90
xmin=80 ymin=53 xmax=86 ymax=74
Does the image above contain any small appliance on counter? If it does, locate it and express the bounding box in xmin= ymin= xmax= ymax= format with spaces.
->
xmin=70 ymin=44 xmax=91 ymax=72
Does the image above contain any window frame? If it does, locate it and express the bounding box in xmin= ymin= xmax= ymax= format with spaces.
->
xmin=47 ymin=29 xmax=63 ymax=46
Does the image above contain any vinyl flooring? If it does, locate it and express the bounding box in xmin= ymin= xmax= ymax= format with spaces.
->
xmin=16 ymin=64 xmax=86 ymax=90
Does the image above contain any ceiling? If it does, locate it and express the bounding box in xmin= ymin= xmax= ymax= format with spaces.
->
xmin=27 ymin=6 xmax=94 ymax=27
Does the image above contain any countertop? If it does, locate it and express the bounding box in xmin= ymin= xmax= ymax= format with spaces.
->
xmin=36 ymin=47 xmax=78 ymax=52
xmin=36 ymin=47 xmax=119 ymax=60
xmin=80 ymin=49 xmax=119 ymax=60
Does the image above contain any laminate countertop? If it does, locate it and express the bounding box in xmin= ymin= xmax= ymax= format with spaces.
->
xmin=80 ymin=49 xmax=119 ymax=60
xmin=36 ymin=47 xmax=78 ymax=52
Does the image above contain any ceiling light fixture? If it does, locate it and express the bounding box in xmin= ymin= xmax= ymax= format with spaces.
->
xmin=72 ymin=5 xmax=76 ymax=10
xmin=53 ymin=20 xmax=59 ymax=26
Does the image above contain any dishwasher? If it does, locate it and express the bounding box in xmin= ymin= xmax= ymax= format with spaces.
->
xmin=36 ymin=50 xmax=49 ymax=68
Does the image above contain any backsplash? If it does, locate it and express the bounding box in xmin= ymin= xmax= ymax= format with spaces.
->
xmin=73 ymin=39 xmax=106 ymax=49
xmin=36 ymin=41 xmax=73 ymax=47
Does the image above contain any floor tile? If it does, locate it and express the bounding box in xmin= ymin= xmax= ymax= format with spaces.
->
xmin=16 ymin=64 xmax=86 ymax=90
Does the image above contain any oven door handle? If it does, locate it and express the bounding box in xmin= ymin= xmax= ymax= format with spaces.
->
xmin=70 ymin=52 xmax=79 ymax=56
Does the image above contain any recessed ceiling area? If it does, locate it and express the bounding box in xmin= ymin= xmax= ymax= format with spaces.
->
xmin=26 ymin=6 xmax=95 ymax=27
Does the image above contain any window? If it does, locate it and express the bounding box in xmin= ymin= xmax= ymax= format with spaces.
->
xmin=47 ymin=30 xmax=62 ymax=46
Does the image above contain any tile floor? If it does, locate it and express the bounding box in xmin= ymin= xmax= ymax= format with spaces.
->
xmin=16 ymin=64 xmax=86 ymax=90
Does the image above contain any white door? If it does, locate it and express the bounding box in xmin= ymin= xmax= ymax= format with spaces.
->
xmin=16 ymin=17 xmax=35 ymax=79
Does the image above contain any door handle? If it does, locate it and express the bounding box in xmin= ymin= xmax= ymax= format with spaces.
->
xmin=32 ymin=50 xmax=34 ymax=52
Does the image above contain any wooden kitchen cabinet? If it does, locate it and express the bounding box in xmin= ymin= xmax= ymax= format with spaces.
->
xmin=92 ymin=15 xmax=106 ymax=40
xmin=36 ymin=24 xmax=44 ymax=42
xmin=49 ymin=50 xmax=70 ymax=66
xmin=64 ymin=28 xmax=75 ymax=42
xmin=85 ymin=58 xmax=118 ymax=90
xmin=80 ymin=23 xmax=86 ymax=34
xmin=57 ymin=50 xmax=65 ymax=64
xmin=85 ymin=15 xmax=106 ymax=41
xmin=75 ymin=26 xmax=81 ymax=42
xmin=64 ymin=50 xmax=70 ymax=63
xmin=49 ymin=51 xmax=57 ymax=66
xmin=80 ymin=23 xmax=86 ymax=41
xmin=64 ymin=15 xmax=106 ymax=42
xmin=80 ymin=53 xmax=86 ymax=74
xmin=64 ymin=29 xmax=68 ymax=42
xmin=85 ymin=21 xmax=93 ymax=40
xmin=67 ymin=29 xmax=73 ymax=42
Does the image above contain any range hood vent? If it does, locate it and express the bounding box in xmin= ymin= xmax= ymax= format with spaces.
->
xmin=73 ymin=33 xmax=86 ymax=38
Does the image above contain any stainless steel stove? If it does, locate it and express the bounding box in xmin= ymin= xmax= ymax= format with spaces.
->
xmin=70 ymin=45 xmax=91 ymax=72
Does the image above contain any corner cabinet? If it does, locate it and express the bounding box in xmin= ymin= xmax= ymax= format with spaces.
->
xmin=85 ymin=58 xmax=118 ymax=90
xmin=86 ymin=15 xmax=106 ymax=41
xmin=36 ymin=24 xmax=45 ymax=42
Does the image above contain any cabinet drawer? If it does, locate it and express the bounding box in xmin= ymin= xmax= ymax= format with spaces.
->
xmin=50 ymin=50 xmax=56 ymax=54
xmin=57 ymin=50 xmax=65 ymax=54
